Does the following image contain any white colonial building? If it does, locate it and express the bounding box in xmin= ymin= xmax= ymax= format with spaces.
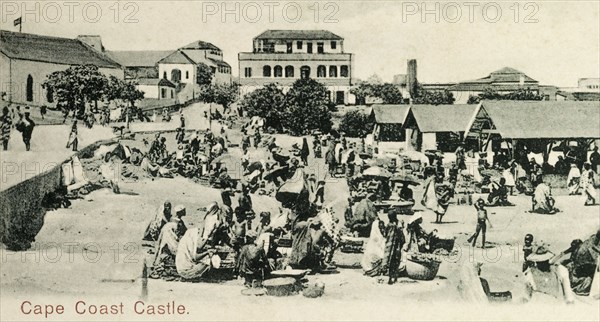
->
xmin=158 ymin=40 xmax=232 ymax=86
xmin=0 ymin=30 xmax=123 ymax=108
xmin=238 ymin=30 xmax=355 ymax=105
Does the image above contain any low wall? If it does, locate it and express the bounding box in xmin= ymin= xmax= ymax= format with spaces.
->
xmin=0 ymin=139 xmax=116 ymax=251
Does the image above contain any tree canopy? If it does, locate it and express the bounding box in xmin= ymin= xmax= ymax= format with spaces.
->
xmin=350 ymin=82 xmax=404 ymax=105
xmin=198 ymin=83 xmax=240 ymax=109
xmin=412 ymin=84 xmax=455 ymax=105
xmin=467 ymin=87 xmax=544 ymax=104
xmin=43 ymin=65 xmax=144 ymax=116
xmin=240 ymin=79 xmax=333 ymax=135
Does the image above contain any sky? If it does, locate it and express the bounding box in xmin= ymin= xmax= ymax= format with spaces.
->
xmin=1 ymin=0 xmax=599 ymax=87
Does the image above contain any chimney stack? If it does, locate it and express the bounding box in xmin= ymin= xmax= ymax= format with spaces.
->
xmin=77 ymin=35 xmax=104 ymax=52
xmin=407 ymin=59 xmax=417 ymax=98
xmin=519 ymin=75 xmax=525 ymax=86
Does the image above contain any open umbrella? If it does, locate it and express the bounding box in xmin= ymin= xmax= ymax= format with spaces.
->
xmin=211 ymin=153 xmax=235 ymax=165
xmin=390 ymin=174 xmax=420 ymax=186
xmin=362 ymin=166 xmax=392 ymax=179
xmin=398 ymin=151 xmax=429 ymax=164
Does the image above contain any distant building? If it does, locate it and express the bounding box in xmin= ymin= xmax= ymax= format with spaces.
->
xmin=107 ymin=51 xmax=172 ymax=79
xmin=158 ymin=40 xmax=232 ymax=86
xmin=0 ymin=30 xmax=123 ymax=107
xmin=557 ymin=78 xmax=600 ymax=101
xmin=238 ymin=30 xmax=354 ymax=105
xmin=445 ymin=67 xmax=540 ymax=104
xmin=136 ymin=78 xmax=176 ymax=100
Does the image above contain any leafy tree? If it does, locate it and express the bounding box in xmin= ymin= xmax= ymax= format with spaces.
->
xmin=240 ymin=83 xmax=287 ymax=131
xmin=43 ymin=64 xmax=108 ymax=116
xmin=196 ymin=63 xmax=214 ymax=85
xmin=198 ymin=83 xmax=240 ymax=109
xmin=412 ymin=84 xmax=455 ymax=105
xmin=350 ymin=82 xmax=377 ymax=105
xmin=339 ymin=110 xmax=373 ymax=138
xmin=240 ymin=79 xmax=333 ymax=135
xmin=467 ymin=87 xmax=544 ymax=104
xmin=283 ymin=78 xmax=332 ymax=135
xmin=377 ymin=83 xmax=403 ymax=104
xmin=350 ymin=82 xmax=403 ymax=105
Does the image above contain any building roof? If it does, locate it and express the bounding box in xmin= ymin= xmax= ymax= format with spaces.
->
xmin=370 ymin=105 xmax=411 ymax=124
xmin=106 ymin=50 xmax=172 ymax=67
xmin=180 ymin=40 xmax=221 ymax=51
xmin=136 ymin=78 xmax=175 ymax=87
xmin=158 ymin=50 xmax=196 ymax=64
xmin=472 ymin=100 xmax=600 ymax=139
xmin=407 ymin=104 xmax=477 ymax=133
xmin=255 ymin=30 xmax=343 ymax=40
xmin=0 ymin=30 xmax=121 ymax=68
xmin=448 ymin=67 xmax=538 ymax=91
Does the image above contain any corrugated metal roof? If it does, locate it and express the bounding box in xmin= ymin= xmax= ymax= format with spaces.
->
xmin=255 ymin=30 xmax=343 ymax=40
xmin=136 ymin=78 xmax=175 ymax=87
xmin=158 ymin=50 xmax=195 ymax=64
xmin=106 ymin=50 xmax=172 ymax=67
xmin=180 ymin=40 xmax=221 ymax=51
xmin=409 ymin=104 xmax=477 ymax=133
xmin=478 ymin=100 xmax=600 ymax=139
xmin=0 ymin=30 xmax=121 ymax=68
xmin=370 ymin=105 xmax=411 ymax=124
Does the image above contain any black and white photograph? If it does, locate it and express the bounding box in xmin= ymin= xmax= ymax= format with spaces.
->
xmin=0 ymin=1 xmax=599 ymax=321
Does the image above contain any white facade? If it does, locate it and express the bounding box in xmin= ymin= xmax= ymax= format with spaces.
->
xmin=158 ymin=63 xmax=197 ymax=85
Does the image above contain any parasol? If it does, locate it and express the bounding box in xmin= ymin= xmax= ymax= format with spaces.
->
xmin=390 ymin=174 xmax=420 ymax=186
xmin=362 ymin=166 xmax=392 ymax=178
xmin=211 ymin=153 xmax=235 ymax=165
xmin=398 ymin=151 xmax=430 ymax=164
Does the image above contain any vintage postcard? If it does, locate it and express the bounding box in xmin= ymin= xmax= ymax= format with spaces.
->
xmin=0 ymin=0 xmax=599 ymax=321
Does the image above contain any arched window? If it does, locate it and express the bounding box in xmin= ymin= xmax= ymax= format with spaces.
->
xmin=171 ymin=69 xmax=181 ymax=83
xmin=274 ymin=65 xmax=283 ymax=78
xmin=185 ymin=71 xmax=189 ymax=79
xmin=26 ymin=75 xmax=33 ymax=102
xmin=300 ymin=66 xmax=311 ymax=79
xmin=46 ymin=87 xmax=54 ymax=103
xmin=317 ymin=65 xmax=326 ymax=78
xmin=329 ymin=66 xmax=338 ymax=78
xmin=340 ymin=65 xmax=349 ymax=77
xmin=285 ymin=66 xmax=294 ymax=78
xmin=163 ymin=71 xmax=167 ymax=79
xmin=263 ymin=65 xmax=272 ymax=77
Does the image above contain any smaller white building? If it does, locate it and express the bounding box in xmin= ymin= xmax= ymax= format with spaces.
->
xmin=136 ymin=78 xmax=176 ymax=100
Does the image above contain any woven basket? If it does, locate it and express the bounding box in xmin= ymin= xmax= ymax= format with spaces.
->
xmin=406 ymin=258 xmax=441 ymax=281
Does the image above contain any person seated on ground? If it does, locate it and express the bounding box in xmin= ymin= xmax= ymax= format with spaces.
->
xmin=175 ymin=202 xmax=224 ymax=280
xmin=255 ymin=212 xmax=273 ymax=236
xmin=399 ymin=182 xmax=414 ymax=203
xmin=151 ymin=205 xmax=188 ymax=278
xmin=522 ymin=245 xmax=576 ymax=304
xmin=554 ymin=156 xmax=568 ymax=175
xmin=532 ymin=179 xmax=559 ymax=214
xmin=236 ymin=230 xmax=271 ymax=286
xmin=345 ymin=194 xmax=378 ymax=237
xmin=487 ymin=177 xmax=513 ymax=206
xmin=562 ymin=228 xmax=600 ymax=295
xmin=405 ymin=214 xmax=429 ymax=253
xmin=288 ymin=217 xmax=334 ymax=272
xmin=143 ymin=201 xmax=172 ymax=242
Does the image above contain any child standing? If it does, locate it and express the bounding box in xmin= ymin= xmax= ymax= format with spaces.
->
xmin=467 ymin=198 xmax=493 ymax=248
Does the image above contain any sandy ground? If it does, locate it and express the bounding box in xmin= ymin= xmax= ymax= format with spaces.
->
xmin=1 ymin=111 xmax=600 ymax=321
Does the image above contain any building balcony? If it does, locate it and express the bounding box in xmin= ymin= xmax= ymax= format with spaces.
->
xmin=238 ymin=77 xmax=352 ymax=87
xmin=238 ymin=52 xmax=352 ymax=62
